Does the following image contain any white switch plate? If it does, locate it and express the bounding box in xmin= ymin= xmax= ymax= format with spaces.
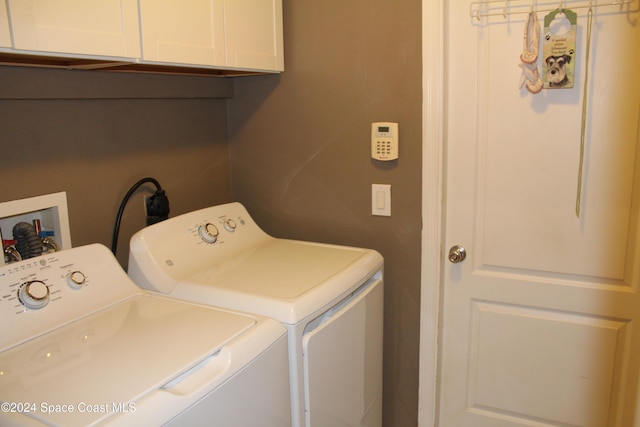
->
xmin=371 ymin=184 xmax=391 ymax=216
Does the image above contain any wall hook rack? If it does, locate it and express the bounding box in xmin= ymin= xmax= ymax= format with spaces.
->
xmin=470 ymin=0 xmax=637 ymax=20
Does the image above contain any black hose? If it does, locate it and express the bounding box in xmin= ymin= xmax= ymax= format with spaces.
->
xmin=111 ymin=177 xmax=164 ymax=256
xmin=13 ymin=222 xmax=42 ymax=259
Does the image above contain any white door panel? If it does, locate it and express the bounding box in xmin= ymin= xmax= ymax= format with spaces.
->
xmin=439 ymin=2 xmax=640 ymax=426
xmin=468 ymin=302 xmax=626 ymax=426
xmin=303 ymin=280 xmax=383 ymax=427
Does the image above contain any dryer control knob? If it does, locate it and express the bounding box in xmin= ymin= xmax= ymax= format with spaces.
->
xmin=67 ymin=271 xmax=87 ymax=289
xmin=224 ymin=219 xmax=237 ymax=232
xmin=198 ymin=223 xmax=219 ymax=244
xmin=18 ymin=280 xmax=50 ymax=310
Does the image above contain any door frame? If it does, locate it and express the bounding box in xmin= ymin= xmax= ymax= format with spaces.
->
xmin=418 ymin=0 xmax=445 ymax=425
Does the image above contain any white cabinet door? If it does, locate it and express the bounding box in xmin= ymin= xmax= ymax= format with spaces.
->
xmin=6 ymin=0 xmax=140 ymax=59
xmin=224 ymin=0 xmax=283 ymax=72
xmin=0 ymin=2 xmax=10 ymax=47
xmin=139 ymin=0 xmax=225 ymax=67
xmin=139 ymin=0 xmax=283 ymax=72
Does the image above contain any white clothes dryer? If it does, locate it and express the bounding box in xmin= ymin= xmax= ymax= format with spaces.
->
xmin=0 ymin=244 xmax=290 ymax=427
xmin=128 ymin=202 xmax=384 ymax=427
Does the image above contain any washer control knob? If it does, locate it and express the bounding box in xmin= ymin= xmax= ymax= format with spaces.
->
xmin=18 ymin=281 xmax=50 ymax=310
xmin=67 ymin=271 xmax=87 ymax=290
xmin=224 ymin=219 xmax=237 ymax=232
xmin=198 ymin=223 xmax=219 ymax=244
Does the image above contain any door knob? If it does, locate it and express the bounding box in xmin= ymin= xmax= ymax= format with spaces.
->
xmin=448 ymin=245 xmax=466 ymax=263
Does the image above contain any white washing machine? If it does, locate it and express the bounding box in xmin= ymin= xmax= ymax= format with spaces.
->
xmin=0 ymin=243 xmax=291 ymax=427
xmin=128 ymin=202 xmax=384 ymax=427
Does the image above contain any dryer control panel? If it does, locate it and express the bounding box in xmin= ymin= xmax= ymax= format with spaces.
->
xmin=128 ymin=203 xmax=274 ymax=294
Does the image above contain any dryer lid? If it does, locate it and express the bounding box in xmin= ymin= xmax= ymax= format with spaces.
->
xmin=0 ymin=295 xmax=256 ymax=427
xmin=193 ymin=239 xmax=366 ymax=298
xmin=176 ymin=239 xmax=383 ymax=324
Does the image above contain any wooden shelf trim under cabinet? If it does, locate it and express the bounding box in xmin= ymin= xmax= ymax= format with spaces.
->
xmin=0 ymin=52 xmax=266 ymax=77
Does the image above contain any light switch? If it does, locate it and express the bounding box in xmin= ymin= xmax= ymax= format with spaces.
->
xmin=372 ymin=184 xmax=391 ymax=216
xmin=376 ymin=191 xmax=386 ymax=209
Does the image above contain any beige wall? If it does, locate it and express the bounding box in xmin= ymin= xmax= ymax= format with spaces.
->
xmin=0 ymin=66 xmax=235 ymax=266
xmin=228 ymin=1 xmax=422 ymax=426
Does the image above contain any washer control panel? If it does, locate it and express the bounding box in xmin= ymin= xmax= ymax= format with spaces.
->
xmin=192 ymin=214 xmax=247 ymax=245
xmin=198 ymin=222 xmax=220 ymax=243
xmin=0 ymin=244 xmax=142 ymax=351
xmin=223 ymin=219 xmax=237 ymax=232
xmin=17 ymin=280 xmax=51 ymax=309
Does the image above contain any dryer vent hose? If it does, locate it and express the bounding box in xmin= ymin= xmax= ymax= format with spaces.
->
xmin=13 ymin=222 xmax=42 ymax=260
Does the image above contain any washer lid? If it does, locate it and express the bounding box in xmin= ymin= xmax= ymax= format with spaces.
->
xmin=0 ymin=295 xmax=256 ymax=427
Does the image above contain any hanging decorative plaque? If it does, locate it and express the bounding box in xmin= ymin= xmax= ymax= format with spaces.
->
xmin=542 ymin=9 xmax=577 ymax=89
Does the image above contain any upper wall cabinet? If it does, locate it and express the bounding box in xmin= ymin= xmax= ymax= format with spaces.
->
xmin=139 ymin=0 xmax=283 ymax=73
xmin=0 ymin=0 xmax=283 ymax=74
xmin=5 ymin=0 xmax=141 ymax=60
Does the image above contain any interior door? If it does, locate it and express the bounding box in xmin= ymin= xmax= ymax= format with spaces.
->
xmin=438 ymin=2 xmax=640 ymax=426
